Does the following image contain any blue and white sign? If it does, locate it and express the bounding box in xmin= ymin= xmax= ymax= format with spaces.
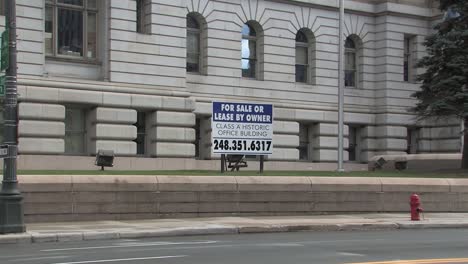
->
xmin=212 ymin=101 xmax=273 ymax=154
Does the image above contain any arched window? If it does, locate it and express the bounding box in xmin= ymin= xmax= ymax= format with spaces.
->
xmin=187 ymin=14 xmax=201 ymax=73
xmin=241 ymin=23 xmax=257 ymax=78
xmin=345 ymin=37 xmax=357 ymax=87
xmin=295 ymin=30 xmax=309 ymax=83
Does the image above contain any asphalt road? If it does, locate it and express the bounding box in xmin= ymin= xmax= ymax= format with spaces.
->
xmin=1 ymin=229 xmax=468 ymax=264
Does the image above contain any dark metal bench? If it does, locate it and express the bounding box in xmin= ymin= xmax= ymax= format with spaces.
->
xmin=225 ymin=154 xmax=248 ymax=171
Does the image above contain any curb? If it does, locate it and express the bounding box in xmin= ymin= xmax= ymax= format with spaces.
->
xmin=0 ymin=222 xmax=466 ymax=245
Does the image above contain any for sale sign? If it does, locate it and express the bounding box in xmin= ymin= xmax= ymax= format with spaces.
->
xmin=211 ymin=101 xmax=273 ymax=155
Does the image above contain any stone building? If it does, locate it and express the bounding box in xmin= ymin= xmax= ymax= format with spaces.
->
xmin=0 ymin=0 xmax=462 ymax=169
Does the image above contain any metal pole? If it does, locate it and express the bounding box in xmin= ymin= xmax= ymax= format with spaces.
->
xmin=337 ymin=0 xmax=345 ymax=172
xmin=0 ymin=0 xmax=25 ymax=234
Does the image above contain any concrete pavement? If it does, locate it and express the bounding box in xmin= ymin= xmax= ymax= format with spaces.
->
xmin=2 ymin=213 xmax=468 ymax=244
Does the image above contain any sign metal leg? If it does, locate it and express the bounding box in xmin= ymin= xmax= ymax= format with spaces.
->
xmin=221 ymin=154 xmax=225 ymax=173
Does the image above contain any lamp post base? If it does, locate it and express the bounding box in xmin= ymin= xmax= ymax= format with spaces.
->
xmin=0 ymin=194 xmax=26 ymax=234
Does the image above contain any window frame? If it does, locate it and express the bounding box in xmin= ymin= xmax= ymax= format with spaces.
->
xmin=241 ymin=23 xmax=257 ymax=79
xmin=45 ymin=0 xmax=98 ymax=62
xmin=295 ymin=30 xmax=309 ymax=83
xmin=345 ymin=37 xmax=358 ymax=88
xmin=403 ymin=35 xmax=415 ymax=83
xmin=186 ymin=14 xmax=201 ymax=73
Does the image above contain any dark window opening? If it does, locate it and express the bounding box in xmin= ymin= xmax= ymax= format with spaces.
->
xmin=298 ymin=124 xmax=309 ymax=161
xmin=404 ymin=36 xmax=412 ymax=82
xmin=136 ymin=0 xmax=150 ymax=34
xmin=348 ymin=126 xmax=358 ymax=162
xmin=407 ymin=127 xmax=419 ymax=154
xmin=65 ymin=108 xmax=86 ymax=155
xmin=195 ymin=118 xmax=201 ymax=158
xmin=135 ymin=112 xmax=146 ymax=155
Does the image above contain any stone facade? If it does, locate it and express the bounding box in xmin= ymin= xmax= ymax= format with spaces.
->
xmin=0 ymin=0 xmax=462 ymax=167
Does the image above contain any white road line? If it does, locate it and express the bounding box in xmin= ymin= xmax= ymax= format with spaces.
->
xmin=253 ymin=243 xmax=304 ymax=247
xmin=12 ymin=255 xmax=70 ymax=262
xmin=49 ymin=255 xmax=186 ymax=264
xmin=337 ymin=252 xmax=366 ymax=257
xmin=41 ymin=241 xmax=218 ymax=252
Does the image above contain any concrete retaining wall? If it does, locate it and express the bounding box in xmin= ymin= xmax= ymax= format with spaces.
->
xmin=14 ymin=175 xmax=468 ymax=223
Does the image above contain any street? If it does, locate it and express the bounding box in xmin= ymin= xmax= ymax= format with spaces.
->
xmin=0 ymin=229 xmax=468 ymax=264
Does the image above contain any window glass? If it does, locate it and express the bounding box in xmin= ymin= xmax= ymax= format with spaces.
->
xmin=136 ymin=0 xmax=143 ymax=33
xmin=295 ymin=47 xmax=307 ymax=65
xmin=242 ymin=24 xmax=255 ymax=37
xmin=187 ymin=32 xmax=200 ymax=72
xmin=295 ymin=65 xmax=307 ymax=83
xmin=345 ymin=51 xmax=356 ymax=70
xmin=296 ymin=31 xmax=308 ymax=43
xmin=241 ymin=39 xmax=256 ymax=78
xmin=186 ymin=15 xmax=201 ymax=73
xmin=345 ymin=37 xmax=355 ymax=49
xmin=47 ymin=0 xmax=98 ymax=60
xmin=242 ymin=59 xmax=256 ymax=78
xmin=404 ymin=37 xmax=411 ymax=82
xmin=45 ymin=6 xmax=53 ymax=55
xmin=187 ymin=16 xmax=199 ymax=29
xmin=65 ymin=108 xmax=86 ymax=155
xmin=87 ymin=12 xmax=97 ymax=58
xmin=241 ymin=23 xmax=257 ymax=78
xmin=295 ymin=30 xmax=309 ymax=83
xmin=58 ymin=0 xmax=83 ymax=6
xmin=345 ymin=37 xmax=357 ymax=87
xmin=57 ymin=8 xmax=83 ymax=57
xmin=295 ymin=46 xmax=308 ymax=83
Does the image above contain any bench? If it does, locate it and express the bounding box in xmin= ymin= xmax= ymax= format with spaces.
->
xmin=225 ymin=154 xmax=248 ymax=171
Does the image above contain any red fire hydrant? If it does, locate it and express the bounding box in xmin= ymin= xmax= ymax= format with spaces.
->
xmin=410 ymin=193 xmax=423 ymax=221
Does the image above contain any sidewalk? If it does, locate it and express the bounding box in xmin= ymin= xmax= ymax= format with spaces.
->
xmin=2 ymin=213 xmax=468 ymax=244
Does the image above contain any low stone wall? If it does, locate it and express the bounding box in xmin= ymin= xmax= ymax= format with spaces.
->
xmin=16 ymin=175 xmax=468 ymax=223
xmin=14 ymin=155 xmax=368 ymax=171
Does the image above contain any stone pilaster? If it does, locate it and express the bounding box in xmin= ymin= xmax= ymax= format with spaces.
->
xmin=418 ymin=120 xmax=462 ymax=153
xmin=312 ymin=123 xmax=349 ymax=162
xmin=147 ymin=111 xmax=196 ymax=158
xmin=270 ymin=121 xmax=299 ymax=161
xmin=87 ymin=107 xmax=137 ymax=155
xmin=18 ymin=103 xmax=65 ymax=154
